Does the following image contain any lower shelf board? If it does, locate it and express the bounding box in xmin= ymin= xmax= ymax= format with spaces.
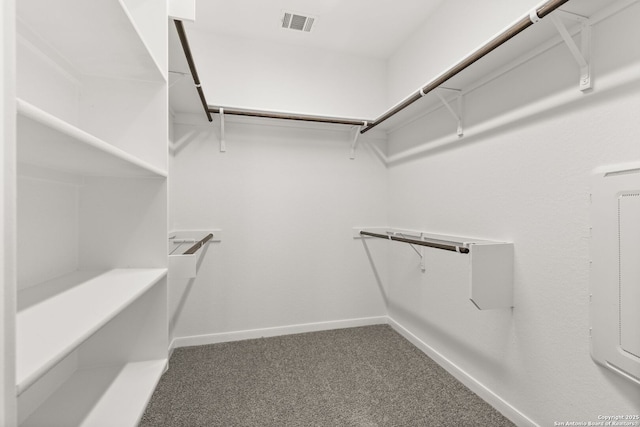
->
xmin=17 ymin=268 xmax=167 ymax=394
xmin=21 ymin=359 xmax=167 ymax=427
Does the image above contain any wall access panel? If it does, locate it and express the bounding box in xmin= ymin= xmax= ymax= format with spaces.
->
xmin=590 ymin=162 xmax=640 ymax=385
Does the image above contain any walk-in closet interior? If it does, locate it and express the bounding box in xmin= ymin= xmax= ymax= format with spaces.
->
xmin=1 ymin=0 xmax=640 ymax=425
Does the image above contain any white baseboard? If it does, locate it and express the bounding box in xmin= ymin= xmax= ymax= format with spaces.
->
xmin=170 ymin=315 xmax=388 ymax=351
xmin=386 ymin=317 xmax=538 ymax=427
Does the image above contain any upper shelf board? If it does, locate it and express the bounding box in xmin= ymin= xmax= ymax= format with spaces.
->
xmin=367 ymin=0 xmax=616 ymax=132
xmin=353 ymin=227 xmax=508 ymax=247
xmin=17 ymin=99 xmax=167 ymax=178
xmin=17 ymin=0 xmax=166 ymax=82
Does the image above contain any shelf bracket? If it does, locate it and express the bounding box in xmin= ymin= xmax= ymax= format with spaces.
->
xmin=435 ymin=88 xmax=463 ymax=137
xmin=219 ymin=107 xmax=226 ymax=152
xmin=395 ymin=232 xmax=426 ymax=272
xmin=350 ymin=123 xmax=365 ymax=160
xmin=550 ymin=11 xmax=592 ymax=91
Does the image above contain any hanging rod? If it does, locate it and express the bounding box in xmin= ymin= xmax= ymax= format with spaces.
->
xmin=360 ymin=231 xmax=470 ymax=254
xmin=172 ymin=22 xmax=369 ymax=127
xmin=174 ymin=20 xmax=213 ymax=122
xmin=175 ymin=0 xmax=569 ymax=131
xmin=208 ymin=106 xmax=370 ymax=127
xmin=183 ymin=233 xmax=214 ymax=255
xmin=360 ymin=0 xmax=570 ymax=134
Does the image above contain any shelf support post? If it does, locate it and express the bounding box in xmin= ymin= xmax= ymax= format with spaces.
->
xmin=435 ymin=88 xmax=463 ymax=137
xmin=350 ymin=123 xmax=365 ymax=159
xmin=550 ymin=11 xmax=592 ymax=91
xmin=219 ymin=107 xmax=226 ymax=152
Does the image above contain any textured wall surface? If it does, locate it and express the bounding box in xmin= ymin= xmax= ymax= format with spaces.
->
xmin=385 ymin=1 xmax=640 ymax=424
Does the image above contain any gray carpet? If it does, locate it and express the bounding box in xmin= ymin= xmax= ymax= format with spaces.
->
xmin=141 ymin=325 xmax=515 ymax=427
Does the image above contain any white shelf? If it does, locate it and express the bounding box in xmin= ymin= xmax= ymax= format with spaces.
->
xmin=353 ymin=227 xmax=500 ymax=248
xmin=355 ymin=227 xmax=513 ymax=310
xmin=17 ymin=268 xmax=167 ymax=394
xmin=168 ymin=230 xmax=222 ymax=278
xmin=17 ymin=0 xmax=166 ymax=82
xmin=20 ymin=359 xmax=167 ymax=427
xmin=17 ymin=99 xmax=167 ymax=178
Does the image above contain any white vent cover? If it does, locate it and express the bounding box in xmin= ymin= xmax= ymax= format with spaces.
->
xmin=281 ymin=11 xmax=315 ymax=32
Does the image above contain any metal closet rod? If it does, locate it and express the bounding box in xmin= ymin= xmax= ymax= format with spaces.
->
xmin=208 ymin=107 xmax=370 ymax=127
xmin=360 ymin=231 xmax=470 ymax=254
xmin=173 ymin=22 xmax=368 ymax=127
xmin=360 ymin=0 xmax=570 ymax=134
xmin=183 ymin=233 xmax=214 ymax=255
xmin=177 ymin=0 xmax=569 ymax=131
xmin=174 ymin=20 xmax=213 ymax=122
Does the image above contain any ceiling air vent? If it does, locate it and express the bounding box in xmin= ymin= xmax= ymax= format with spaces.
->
xmin=281 ymin=11 xmax=315 ymax=32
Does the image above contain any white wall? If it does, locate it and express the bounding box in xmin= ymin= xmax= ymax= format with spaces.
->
xmin=387 ymin=0 xmax=546 ymax=106
xmin=188 ymin=30 xmax=387 ymax=119
xmin=169 ymin=115 xmax=389 ymax=344
xmin=384 ymin=1 xmax=640 ymax=425
xmin=168 ymin=26 xmax=390 ymax=344
xmin=17 ymin=170 xmax=79 ymax=290
xmin=169 ymin=0 xmax=640 ymax=423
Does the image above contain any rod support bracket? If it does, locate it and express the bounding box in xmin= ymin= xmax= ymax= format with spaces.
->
xmin=392 ymin=231 xmax=426 ymax=272
xmin=350 ymin=123 xmax=365 ymax=159
xmin=420 ymin=248 xmax=425 ymax=272
xmin=219 ymin=108 xmax=226 ymax=152
xmin=529 ymin=9 xmax=541 ymax=24
xmin=435 ymin=88 xmax=464 ymax=137
xmin=550 ymin=12 xmax=592 ymax=91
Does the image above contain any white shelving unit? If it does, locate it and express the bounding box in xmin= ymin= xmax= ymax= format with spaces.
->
xmin=21 ymin=360 xmax=167 ymax=427
xmin=17 ymin=0 xmax=166 ymax=82
xmin=17 ymin=269 xmax=167 ymax=394
xmin=17 ymin=100 xmax=166 ymax=178
xmin=355 ymin=227 xmax=514 ymax=310
xmin=8 ymin=0 xmax=170 ymax=425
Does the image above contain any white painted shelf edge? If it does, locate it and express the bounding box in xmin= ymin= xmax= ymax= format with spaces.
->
xmin=352 ymin=227 xmax=507 ymax=246
xmin=117 ymin=0 xmax=167 ymax=82
xmin=20 ymin=359 xmax=167 ymax=427
xmin=17 ymin=99 xmax=168 ymax=178
xmin=16 ymin=268 xmax=168 ymax=395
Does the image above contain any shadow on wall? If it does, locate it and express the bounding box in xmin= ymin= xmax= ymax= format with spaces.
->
xmin=170 ymin=127 xmax=214 ymax=156
xmin=388 ymin=61 xmax=640 ymax=167
xmin=360 ymin=239 xmax=389 ymax=308
xmin=388 ymin=299 xmax=515 ymax=380
xmin=169 ymin=243 xmax=211 ymax=338
xmin=358 ymin=231 xmax=515 ymax=376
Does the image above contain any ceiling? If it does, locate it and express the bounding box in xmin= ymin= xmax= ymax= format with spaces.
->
xmin=189 ymin=0 xmax=445 ymax=59
xmin=170 ymin=0 xmax=614 ymax=120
